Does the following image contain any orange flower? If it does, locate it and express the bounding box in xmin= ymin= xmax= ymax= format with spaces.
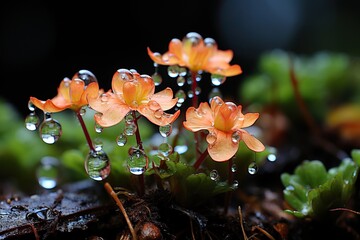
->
xmin=147 ymin=32 xmax=242 ymax=77
xmin=183 ymin=96 xmax=265 ymax=162
xmin=30 ymin=78 xmax=100 ymax=113
xmin=88 ymin=69 xmax=180 ymax=127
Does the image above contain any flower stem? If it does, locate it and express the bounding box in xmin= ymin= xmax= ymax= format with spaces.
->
xmin=223 ymin=158 xmax=234 ymax=215
xmin=193 ymin=148 xmax=209 ymax=170
xmin=76 ymin=111 xmax=95 ymax=152
xmin=132 ymin=111 xmax=145 ymax=196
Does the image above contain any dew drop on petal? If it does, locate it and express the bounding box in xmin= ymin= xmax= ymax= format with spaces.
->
xmin=159 ymin=124 xmax=172 ymax=137
xmin=127 ymin=148 xmax=148 ymax=175
xmin=204 ymin=37 xmax=217 ymax=48
xmin=25 ymin=112 xmax=40 ymax=131
xmin=116 ymin=133 xmax=127 ymax=146
xmin=152 ymin=72 xmax=163 ymax=86
xmin=117 ymin=68 xmax=134 ymax=81
xmin=206 ymin=132 xmax=217 ymax=145
xmin=248 ymin=162 xmax=258 ymax=175
xmin=183 ymin=32 xmax=202 ymax=47
xmin=209 ymin=169 xmax=219 ymax=181
xmin=154 ymin=109 xmax=163 ymax=119
xmin=72 ymin=69 xmax=98 ymax=85
xmin=85 ymin=149 xmax=111 ymax=181
xmin=158 ymin=142 xmax=173 ymax=157
xmin=211 ymin=74 xmax=226 ymax=86
xmin=36 ymin=156 xmax=59 ymax=189
xmin=231 ymin=131 xmax=241 ymax=143
xmin=148 ymin=101 xmax=161 ymax=111
xmin=39 ymin=118 xmax=62 ymax=144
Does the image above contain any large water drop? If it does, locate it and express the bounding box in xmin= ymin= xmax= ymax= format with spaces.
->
xmin=36 ymin=156 xmax=59 ymax=189
xmin=85 ymin=149 xmax=111 ymax=181
xmin=39 ymin=118 xmax=62 ymax=144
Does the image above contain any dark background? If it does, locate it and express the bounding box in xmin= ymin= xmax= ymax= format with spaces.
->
xmin=1 ymin=0 xmax=360 ymax=117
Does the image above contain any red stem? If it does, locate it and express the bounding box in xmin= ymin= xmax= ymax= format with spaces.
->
xmin=193 ymin=148 xmax=209 ymax=169
xmin=76 ymin=111 xmax=95 ymax=152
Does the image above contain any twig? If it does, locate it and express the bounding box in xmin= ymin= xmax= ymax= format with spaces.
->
xmin=104 ymin=182 xmax=137 ymax=240
xmin=330 ymin=207 xmax=360 ymax=215
xmin=251 ymin=225 xmax=276 ymax=240
xmin=238 ymin=205 xmax=248 ymax=240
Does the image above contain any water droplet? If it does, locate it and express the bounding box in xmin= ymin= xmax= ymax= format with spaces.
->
xmin=209 ymin=169 xmax=219 ymax=181
xmin=174 ymin=145 xmax=188 ymax=154
xmin=39 ymin=118 xmax=62 ymax=144
xmin=158 ymin=142 xmax=173 ymax=157
xmin=85 ymin=149 xmax=111 ymax=181
xmin=206 ymin=132 xmax=217 ymax=145
xmin=159 ymin=124 xmax=172 ymax=137
xmin=204 ymin=37 xmax=217 ymax=48
xmin=124 ymin=122 xmax=137 ymax=136
xmin=25 ymin=112 xmax=40 ymax=131
xmin=231 ymin=131 xmax=241 ymax=143
xmin=127 ymin=148 xmax=148 ymax=175
xmin=231 ymin=163 xmax=237 ymax=173
xmin=36 ymin=156 xmax=59 ymax=189
xmin=152 ymin=72 xmax=162 ymax=86
xmin=28 ymin=100 xmax=36 ymax=111
xmin=183 ymin=32 xmax=202 ymax=47
xmin=178 ymin=67 xmax=187 ymax=77
xmin=267 ymin=147 xmax=278 ymax=162
xmin=117 ymin=68 xmax=134 ymax=81
xmin=94 ymin=122 xmax=103 ymax=133
xmin=154 ymin=109 xmax=164 ymax=119
xmin=72 ymin=69 xmax=98 ymax=85
xmin=148 ymin=101 xmax=161 ymax=111
xmin=175 ymin=90 xmax=186 ymax=104
xmin=195 ymin=73 xmax=202 ymax=82
xmin=79 ymin=107 xmax=86 ymax=116
xmin=248 ymin=162 xmax=258 ymax=175
xmin=195 ymin=87 xmax=201 ymax=95
xmin=187 ymin=90 xmax=194 ymax=98
xmin=167 ymin=65 xmax=179 ymax=78
xmin=211 ymin=74 xmax=226 ymax=86
xmin=93 ymin=138 xmax=103 ymax=151
xmin=116 ymin=133 xmax=127 ymax=146
xmin=125 ymin=112 xmax=135 ymax=123
xmin=208 ymin=88 xmax=222 ymax=101
xmin=232 ymin=180 xmax=239 ymax=189
xmin=176 ymin=76 xmax=185 ymax=86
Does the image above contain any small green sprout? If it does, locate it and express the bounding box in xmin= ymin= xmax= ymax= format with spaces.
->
xmin=281 ymin=150 xmax=359 ymax=219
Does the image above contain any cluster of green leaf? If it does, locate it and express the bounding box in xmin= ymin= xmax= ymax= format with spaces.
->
xmin=281 ymin=149 xmax=360 ymax=219
xmin=239 ymin=50 xmax=360 ymax=122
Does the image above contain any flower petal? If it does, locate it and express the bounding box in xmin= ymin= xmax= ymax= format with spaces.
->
xmin=241 ymin=131 xmax=265 ymax=152
xmin=138 ymin=106 xmax=180 ymax=126
xmin=207 ymin=130 xmax=238 ymax=162
xmin=30 ymin=97 xmax=68 ymax=113
xmin=183 ymin=102 xmax=213 ymax=132
xmin=89 ymin=93 xmax=130 ymax=127
xmin=151 ymin=87 xmax=178 ymax=110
